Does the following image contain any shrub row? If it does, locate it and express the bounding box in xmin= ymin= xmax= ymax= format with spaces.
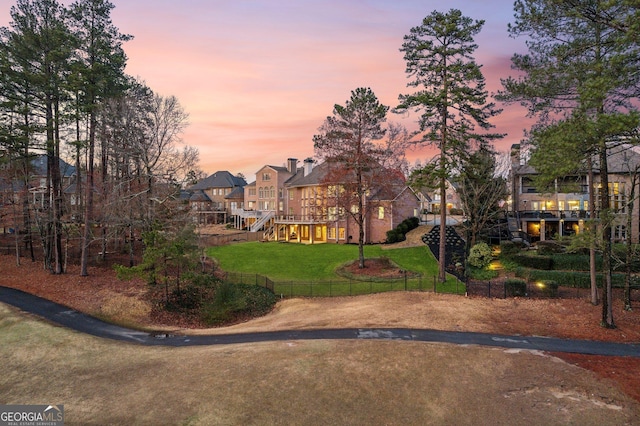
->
xmin=514 ymin=267 xmax=640 ymax=289
xmin=504 ymin=278 xmax=527 ymax=297
xmin=508 ymin=252 xmax=640 ymax=272
xmin=510 ymin=254 xmax=554 ymax=270
xmin=499 ymin=240 xmax=522 ymax=257
xmin=538 ymin=280 xmax=559 ymax=297
xmin=386 ymin=216 xmax=420 ymax=243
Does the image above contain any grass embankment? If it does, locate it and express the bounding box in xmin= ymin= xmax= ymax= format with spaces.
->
xmin=207 ymin=242 xmax=463 ymax=295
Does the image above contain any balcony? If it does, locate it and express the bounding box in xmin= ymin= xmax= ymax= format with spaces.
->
xmin=517 ymin=210 xmax=590 ymax=220
xmin=273 ymin=214 xmax=334 ymax=224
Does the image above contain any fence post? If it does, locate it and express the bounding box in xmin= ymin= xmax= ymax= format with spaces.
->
xmin=488 ymin=281 xmax=491 ymax=298
xmin=433 ymin=275 xmax=436 ymax=293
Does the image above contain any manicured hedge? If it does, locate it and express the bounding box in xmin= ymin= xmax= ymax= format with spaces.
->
xmin=508 ymin=252 xmax=639 ymax=273
xmin=499 ymin=240 xmax=522 ymax=257
xmin=514 ymin=267 xmax=640 ymax=289
xmin=510 ymin=254 xmax=554 ymax=270
xmin=504 ymin=278 xmax=527 ymax=297
xmin=536 ymin=240 xmax=564 ymax=255
xmin=538 ymin=280 xmax=558 ymax=297
xmin=386 ymin=217 xmax=420 ymax=244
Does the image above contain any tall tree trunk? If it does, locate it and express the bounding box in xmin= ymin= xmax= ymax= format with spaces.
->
xmin=80 ymin=113 xmax=97 ymax=276
xmin=588 ymin=158 xmax=598 ymax=305
xmin=624 ymin=171 xmax=636 ymax=311
xmin=438 ymin=163 xmax=447 ymax=282
xmin=74 ymin=96 xmax=83 ymax=222
xmin=52 ymin=99 xmax=64 ymax=274
xmin=599 ymin=144 xmax=615 ymax=328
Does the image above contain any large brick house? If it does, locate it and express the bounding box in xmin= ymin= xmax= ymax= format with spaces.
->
xmin=187 ymin=171 xmax=246 ymax=224
xmin=509 ymin=143 xmax=640 ymax=243
xmin=235 ymin=157 xmax=420 ymax=244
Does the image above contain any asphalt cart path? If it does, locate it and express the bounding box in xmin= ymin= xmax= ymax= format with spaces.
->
xmin=1 ymin=286 xmax=639 ymax=357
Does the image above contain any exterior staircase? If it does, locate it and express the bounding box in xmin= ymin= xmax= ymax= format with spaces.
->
xmin=507 ymin=213 xmax=531 ymax=246
xmin=250 ymin=211 xmax=275 ymax=232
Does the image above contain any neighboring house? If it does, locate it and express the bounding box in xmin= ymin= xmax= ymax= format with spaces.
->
xmin=509 ymin=143 xmax=640 ymax=243
xmin=414 ymin=189 xmax=433 ymax=220
xmin=29 ymin=154 xmax=77 ymax=210
xmin=0 ymin=154 xmax=77 ymax=231
xmin=186 ymin=171 xmax=247 ymax=225
xmin=235 ymin=157 xmax=420 ymax=244
xmin=428 ymin=179 xmax=462 ymax=214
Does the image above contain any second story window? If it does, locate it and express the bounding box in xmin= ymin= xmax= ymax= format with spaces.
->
xmin=262 ymin=172 xmax=271 ymax=181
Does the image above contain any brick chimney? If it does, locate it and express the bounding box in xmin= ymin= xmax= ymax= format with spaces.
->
xmin=510 ymin=144 xmax=521 ymax=167
xmin=287 ymin=158 xmax=297 ymax=174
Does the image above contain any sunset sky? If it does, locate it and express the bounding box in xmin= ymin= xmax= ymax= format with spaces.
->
xmin=1 ymin=0 xmax=534 ymax=180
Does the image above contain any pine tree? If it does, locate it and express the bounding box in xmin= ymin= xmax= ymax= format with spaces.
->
xmin=395 ymin=9 xmax=503 ymax=282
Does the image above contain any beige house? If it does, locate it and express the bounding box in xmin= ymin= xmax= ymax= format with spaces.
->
xmin=235 ymin=157 xmax=420 ymax=244
xmin=509 ymin=143 xmax=640 ymax=243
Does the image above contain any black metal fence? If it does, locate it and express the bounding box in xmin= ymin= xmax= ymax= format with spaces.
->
xmin=221 ymin=271 xmax=466 ymax=298
xmin=467 ymin=279 xmax=640 ymax=301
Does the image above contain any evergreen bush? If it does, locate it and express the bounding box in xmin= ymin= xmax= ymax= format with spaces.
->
xmin=468 ymin=242 xmax=492 ymax=269
xmin=504 ymin=278 xmax=527 ymax=297
xmin=536 ymin=240 xmax=564 ymax=255
xmin=511 ymin=254 xmax=553 ymax=270
xmin=537 ymin=279 xmax=558 ymax=297
xmin=202 ymin=282 xmax=276 ymax=325
xmin=499 ymin=240 xmax=521 ymax=257
xmin=385 ymin=217 xmax=419 ymax=243
xmin=386 ymin=229 xmax=405 ymax=243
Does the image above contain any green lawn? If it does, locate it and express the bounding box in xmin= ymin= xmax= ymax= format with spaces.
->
xmin=206 ymin=242 xmax=463 ymax=295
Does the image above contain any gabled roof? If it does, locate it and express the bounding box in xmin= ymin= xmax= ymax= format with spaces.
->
xmin=368 ymin=183 xmax=414 ymax=202
xmin=286 ymin=162 xmax=329 ymax=187
xmin=601 ymin=143 xmax=640 ymax=173
xmin=189 ymin=171 xmax=246 ymax=190
xmin=225 ymin=186 xmax=245 ymax=199
xmin=31 ymin=154 xmax=76 ymax=178
xmin=258 ymin=164 xmax=289 ymax=174
xmin=189 ymin=190 xmax=211 ymax=202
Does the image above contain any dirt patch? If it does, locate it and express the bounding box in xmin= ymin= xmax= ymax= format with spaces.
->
xmin=0 ymin=253 xmax=639 ymax=405
xmin=337 ymin=257 xmax=419 ymax=279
